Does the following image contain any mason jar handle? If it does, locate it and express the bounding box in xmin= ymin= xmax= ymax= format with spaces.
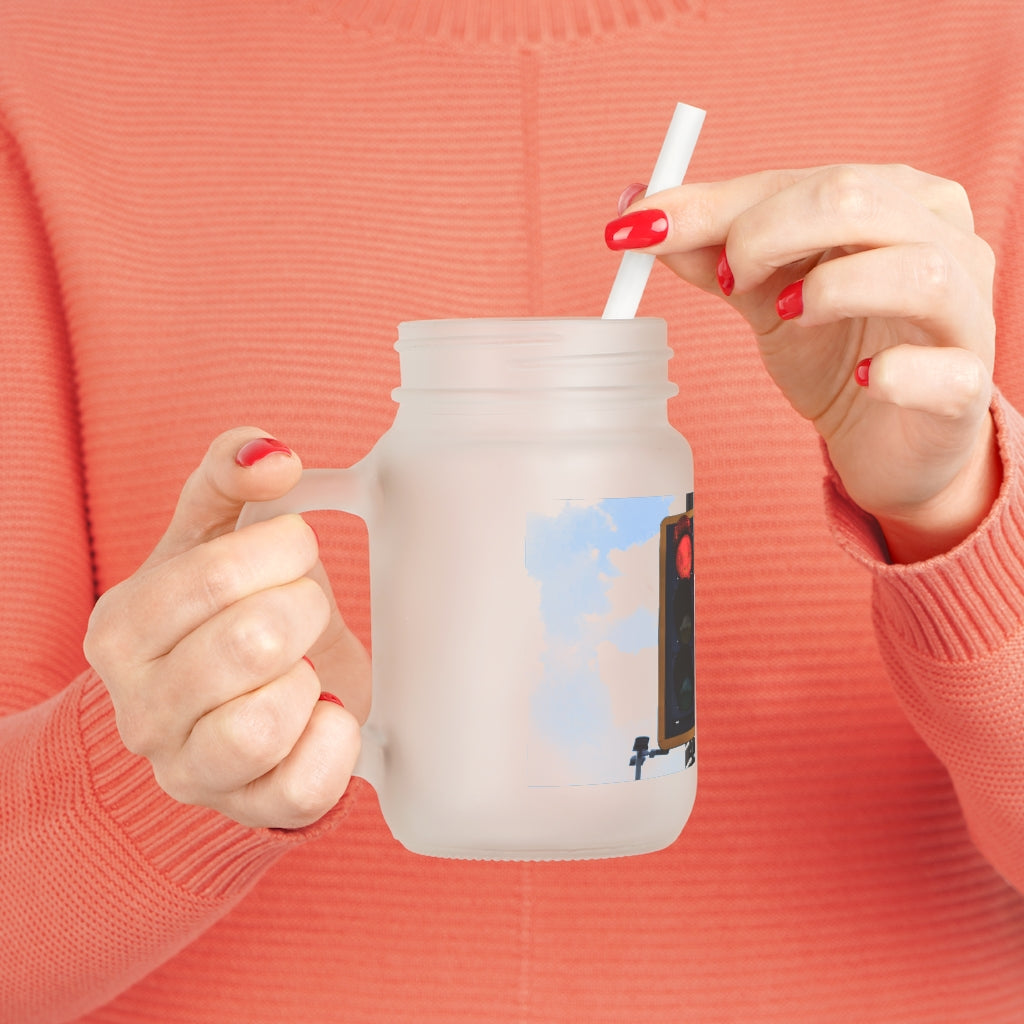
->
xmin=235 ymin=466 xmax=374 ymax=528
xmin=235 ymin=463 xmax=386 ymax=793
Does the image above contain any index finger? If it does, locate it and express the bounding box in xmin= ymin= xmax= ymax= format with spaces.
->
xmin=626 ymin=163 xmax=975 ymax=257
xmin=116 ymin=513 xmax=320 ymax=662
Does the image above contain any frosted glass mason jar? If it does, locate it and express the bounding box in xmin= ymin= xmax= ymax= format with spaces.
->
xmin=239 ymin=318 xmax=696 ymax=860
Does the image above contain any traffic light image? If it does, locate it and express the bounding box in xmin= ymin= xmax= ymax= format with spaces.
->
xmin=659 ymin=496 xmax=695 ymax=751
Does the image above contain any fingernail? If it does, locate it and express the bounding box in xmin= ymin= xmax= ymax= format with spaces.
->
xmin=855 ymin=357 xmax=872 ymax=387
xmin=318 ymin=691 xmax=345 ymax=708
xmin=236 ymin=437 xmax=293 ymax=468
xmin=604 ymin=208 xmax=669 ymax=250
xmin=776 ymin=280 xmax=804 ymax=320
xmin=716 ymin=247 xmax=734 ymax=296
xmin=302 ymin=655 xmax=316 ymax=672
xmin=616 ymin=182 xmax=648 ymax=216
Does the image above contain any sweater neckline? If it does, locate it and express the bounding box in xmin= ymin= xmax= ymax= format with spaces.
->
xmin=319 ymin=0 xmax=705 ymax=45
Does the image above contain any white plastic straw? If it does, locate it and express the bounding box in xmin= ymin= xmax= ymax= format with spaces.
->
xmin=602 ymin=102 xmax=706 ymax=319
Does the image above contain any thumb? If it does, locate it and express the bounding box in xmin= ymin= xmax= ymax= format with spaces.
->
xmin=145 ymin=427 xmax=304 ymax=568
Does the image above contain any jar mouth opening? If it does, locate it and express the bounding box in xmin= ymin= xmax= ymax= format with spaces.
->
xmin=397 ymin=316 xmax=666 ymax=324
xmin=392 ymin=383 xmax=679 ymax=403
xmin=394 ymin=318 xmax=674 ymax=395
xmin=396 ymin=316 xmax=667 ymax=348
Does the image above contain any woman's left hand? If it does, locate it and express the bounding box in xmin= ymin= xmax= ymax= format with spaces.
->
xmin=607 ymin=164 xmax=1000 ymax=562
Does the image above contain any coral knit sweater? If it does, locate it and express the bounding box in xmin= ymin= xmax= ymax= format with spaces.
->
xmin=2 ymin=1 xmax=1024 ymax=1021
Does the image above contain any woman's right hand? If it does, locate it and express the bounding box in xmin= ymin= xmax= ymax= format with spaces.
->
xmin=83 ymin=428 xmax=369 ymax=830
xmin=608 ymin=165 xmax=999 ymax=562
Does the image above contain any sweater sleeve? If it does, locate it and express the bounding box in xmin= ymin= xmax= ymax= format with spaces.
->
xmin=0 ymin=129 xmax=351 ymax=1023
xmin=825 ymin=392 xmax=1024 ymax=895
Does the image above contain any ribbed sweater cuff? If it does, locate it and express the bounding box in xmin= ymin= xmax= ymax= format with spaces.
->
xmin=77 ymin=669 xmax=354 ymax=903
xmin=824 ymin=391 xmax=1024 ymax=661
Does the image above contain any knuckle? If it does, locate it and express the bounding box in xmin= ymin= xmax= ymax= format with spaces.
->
xmin=221 ymin=696 xmax=291 ymax=768
xmin=81 ymin=619 xmax=107 ymax=671
xmin=222 ymin=607 xmax=290 ymax=674
xmin=279 ymin=714 xmax=359 ymax=827
xmin=113 ymin=691 xmax=171 ymax=760
xmin=912 ymin=352 xmax=991 ymax=421
xmin=196 ymin=550 xmax=248 ymax=612
xmin=927 ymin=174 xmax=975 ymax=232
xmin=821 ymin=165 xmax=879 ymax=224
xmin=885 ymin=161 xmax=915 ymax=179
xmin=908 ymin=243 xmax=953 ymax=297
xmin=278 ymin=764 xmax=337 ymax=826
xmin=114 ymin=704 xmax=155 ymax=756
xmin=219 ymin=577 xmax=327 ymax=677
xmin=767 ymin=167 xmax=802 ymax=195
xmin=938 ymin=176 xmax=971 ymax=214
xmin=932 ymin=392 xmax=979 ymax=421
xmin=947 ymin=355 xmax=990 ymax=408
xmin=83 ymin=587 xmax=129 ymax=669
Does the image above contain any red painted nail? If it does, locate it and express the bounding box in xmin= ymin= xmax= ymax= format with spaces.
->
xmin=318 ymin=691 xmax=345 ymax=708
xmin=855 ymin=357 xmax=872 ymax=387
xmin=604 ymin=208 xmax=669 ymax=250
xmin=716 ymin=248 xmax=734 ymax=296
xmin=302 ymin=655 xmax=316 ymax=672
xmin=235 ymin=437 xmax=293 ymax=468
xmin=616 ymin=182 xmax=648 ymax=216
xmin=776 ymin=280 xmax=804 ymax=320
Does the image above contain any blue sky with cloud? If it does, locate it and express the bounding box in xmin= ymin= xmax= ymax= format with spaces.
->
xmin=525 ymin=495 xmax=681 ymax=786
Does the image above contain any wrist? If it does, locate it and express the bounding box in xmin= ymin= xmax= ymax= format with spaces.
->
xmin=872 ymin=412 xmax=1002 ymax=563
